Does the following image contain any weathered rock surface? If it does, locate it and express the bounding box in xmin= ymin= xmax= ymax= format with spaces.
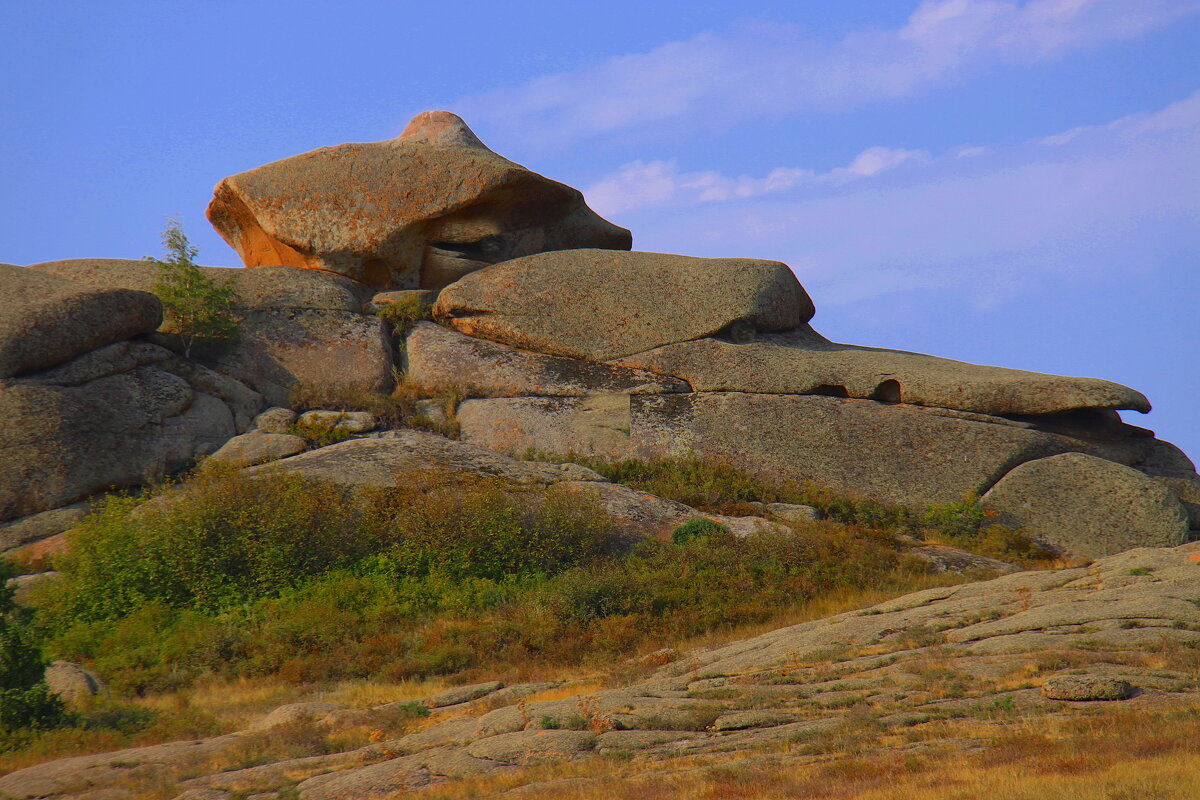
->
xmin=612 ymin=330 xmax=1151 ymax=416
xmin=981 ymin=453 xmax=1189 ymax=558
xmin=251 ymin=406 xmax=297 ymax=433
xmin=435 ymin=250 xmax=813 ymax=361
xmin=629 ymin=393 xmax=1182 ymax=509
xmin=244 ymin=430 xmax=608 ymax=490
xmin=0 ymin=264 xmax=162 ymax=379
xmin=423 ymin=681 xmax=505 ymax=709
xmin=207 ymin=431 xmax=308 ymax=468
xmin=404 ymin=322 xmax=688 ymax=397
xmin=8 ymin=544 xmax=1197 ymax=800
xmin=457 ymin=395 xmax=634 ymax=460
xmin=28 ymin=259 xmax=392 ymax=407
xmin=0 ymin=341 xmax=258 ymax=520
xmin=206 ymin=111 xmax=630 ymax=291
xmin=0 ymin=502 xmax=89 ymax=553
xmin=44 ymin=660 xmax=107 ymax=704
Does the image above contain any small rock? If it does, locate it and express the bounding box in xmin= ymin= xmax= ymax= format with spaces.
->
xmin=765 ymin=503 xmax=822 ymax=524
xmin=711 ymin=710 xmax=801 ymax=731
xmin=414 ymin=398 xmax=449 ymax=424
xmin=253 ymin=407 xmax=298 ymax=433
xmin=1041 ymin=676 xmax=1133 ymax=701
xmin=7 ymin=571 xmax=63 ymax=605
xmin=44 ymin=660 xmax=106 ymax=704
xmin=251 ymin=702 xmax=345 ymax=730
xmin=297 ymin=410 xmax=379 ymax=434
xmin=423 ymin=681 xmax=504 ymax=709
xmin=207 ymin=432 xmax=307 ymax=468
xmin=626 ymin=648 xmax=680 ymax=669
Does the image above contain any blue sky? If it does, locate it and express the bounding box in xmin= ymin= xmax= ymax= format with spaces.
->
xmin=2 ymin=1 xmax=1198 ymax=460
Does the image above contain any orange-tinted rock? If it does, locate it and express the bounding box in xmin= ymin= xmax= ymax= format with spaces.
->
xmin=206 ymin=111 xmax=630 ymax=291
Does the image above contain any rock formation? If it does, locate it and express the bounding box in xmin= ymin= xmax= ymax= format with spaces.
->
xmin=206 ymin=111 xmax=631 ymax=291
xmin=3 ymin=110 xmax=1197 ymax=562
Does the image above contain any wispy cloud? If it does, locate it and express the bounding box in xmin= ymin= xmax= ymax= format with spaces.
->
xmin=459 ymin=0 xmax=1200 ymax=147
xmin=587 ymin=146 xmax=929 ymax=215
xmin=608 ymin=90 xmax=1200 ymax=308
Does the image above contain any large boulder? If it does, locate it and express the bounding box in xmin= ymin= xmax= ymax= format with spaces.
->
xmin=0 ymin=341 xmax=259 ymax=520
xmin=435 ymin=250 xmax=813 ymax=361
xmin=28 ymin=259 xmax=391 ymax=407
xmin=981 ymin=453 xmax=1189 ymax=558
xmin=206 ymin=111 xmax=630 ymax=291
xmin=404 ymin=322 xmax=688 ymax=397
xmin=628 ymin=393 xmax=1182 ymax=509
xmin=612 ymin=329 xmax=1150 ymax=417
xmin=0 ymin=264 xmax=161 ymax=379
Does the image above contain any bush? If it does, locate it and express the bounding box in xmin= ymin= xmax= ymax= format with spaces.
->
xmin=146 ymin=219 xmax=238 ymax=359
xmin=671 ymin=518 xmax=732 ymax=546
xmin=0 ymin=562 xmax=71 ymax=745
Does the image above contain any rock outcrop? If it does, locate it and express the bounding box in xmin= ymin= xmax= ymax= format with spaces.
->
xmin=30 ymin=259 xmax=392 ymax=406
xmin=206 ymin=111 xmax=630 ymax=291
xmin=0 ymin=263 xmax=161 ymax=379
xmin=434 ymin=249 xmax=813 ymax=361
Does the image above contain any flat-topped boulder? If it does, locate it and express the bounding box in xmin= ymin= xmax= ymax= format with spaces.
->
xmin=435 ymin=249 xmax=813 ymax=361
xmin=206 ymin=111 xmax=630 ymax=291
xmin=611 ymin=329 xmax=1150 ymax=417
xmin=0 ymin=264 xmax=161 ymax=379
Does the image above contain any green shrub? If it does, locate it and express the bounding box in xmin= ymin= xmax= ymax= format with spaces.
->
xmin=671 ymin=518 xmax=732 ymax=546
xmin=146 ymin=219 xmax=238 ymax=359
xmin=376 ymin=296 xmax=433 ymax=331
xmin=0 ymin=562 xmax=71 ymax=746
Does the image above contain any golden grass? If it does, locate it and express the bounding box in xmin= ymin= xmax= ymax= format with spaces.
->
xmin=416 ymin=704 xmax=1200 ymax=800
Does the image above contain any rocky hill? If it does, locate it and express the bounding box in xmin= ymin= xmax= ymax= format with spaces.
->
xmin=0 ymin=111 xmax=1197 ymax=798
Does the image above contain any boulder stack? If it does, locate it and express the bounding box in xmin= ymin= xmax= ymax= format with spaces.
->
xmin=4 ymin=111 xmax=1196 ymax=560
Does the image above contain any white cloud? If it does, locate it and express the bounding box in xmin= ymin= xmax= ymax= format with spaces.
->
xmin=610 ymin=89 xmax=1200 ymax=309
xmin=586 ymin=146 xmax=929 ymax=215
xmin=459 ymin=0 xmax=1200 ymax=147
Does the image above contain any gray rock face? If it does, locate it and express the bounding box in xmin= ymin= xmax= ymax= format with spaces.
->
xmin=423 ymin=681 xmax=505 ymax=709
xmin=629 ymin=393 xmax=1175 ymax=509
xmin=981 ymin=453 xmax=1189 ymax=558
xmin=244 ymin=430 xmax=608 ymax=490
xmin=0 ymin=342 xmax=256 ymax=520
xmin=296 ymin=410 xmax=378 ymax=433
xmin=404 ymin=322 xmax=689 ymax=397
xmin=435 ymin=250 xmax=813 ymax=361
xmin=207 ymin=432 xmax=308 ymax=468
xmin=612 ymin=330 xmax=1150 ymax=417
xmin=457 ymin=395 xmax=634 ymax=460
xmin=206 ymin=111 xmax=630 ymax=291
xmin=252 ymin=407 xmax=298 ymax=433
xmin=28 ymin=259 xmax=392 ymax=407
xmin=44 ymin=661 xmax=106 ymax=705
xmin=0 ymin=264 xmax=161 ymax=379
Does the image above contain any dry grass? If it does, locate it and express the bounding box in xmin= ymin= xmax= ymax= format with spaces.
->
xmin=416 ymin=703 xmax=1200 ymax=800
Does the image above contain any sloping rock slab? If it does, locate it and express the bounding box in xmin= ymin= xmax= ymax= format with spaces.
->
xmin=206 ymin=111 xmax=629 ymax=291
xmin=435 ymin=249 xmax=813 ymax=361
xmin=0 ymin=263 xmax=161 ymax=379
xmin=244 ymin=430 xmax=607 ymax=489
xmin=457 ymin=395 xmax=634 ymax=460
xmin=0 ymin=502 xmax=90 ymax=553
xmin=404 ymin=322 xmax=688 ymax=397
xmin=629 ymin=393 xmax=1172 ymax=509
xmin=982 ymin=453 xmax=1189 ymax=558
xmin=611 ymin=331 xmax=1150 ymax=416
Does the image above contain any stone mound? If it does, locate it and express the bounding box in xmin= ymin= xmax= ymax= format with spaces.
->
xmin=206 ymin=111 xmax=630 ymax=291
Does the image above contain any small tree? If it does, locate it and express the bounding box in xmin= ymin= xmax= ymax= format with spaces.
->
xmin=145 ymin=219 xmax=238 ymax=359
